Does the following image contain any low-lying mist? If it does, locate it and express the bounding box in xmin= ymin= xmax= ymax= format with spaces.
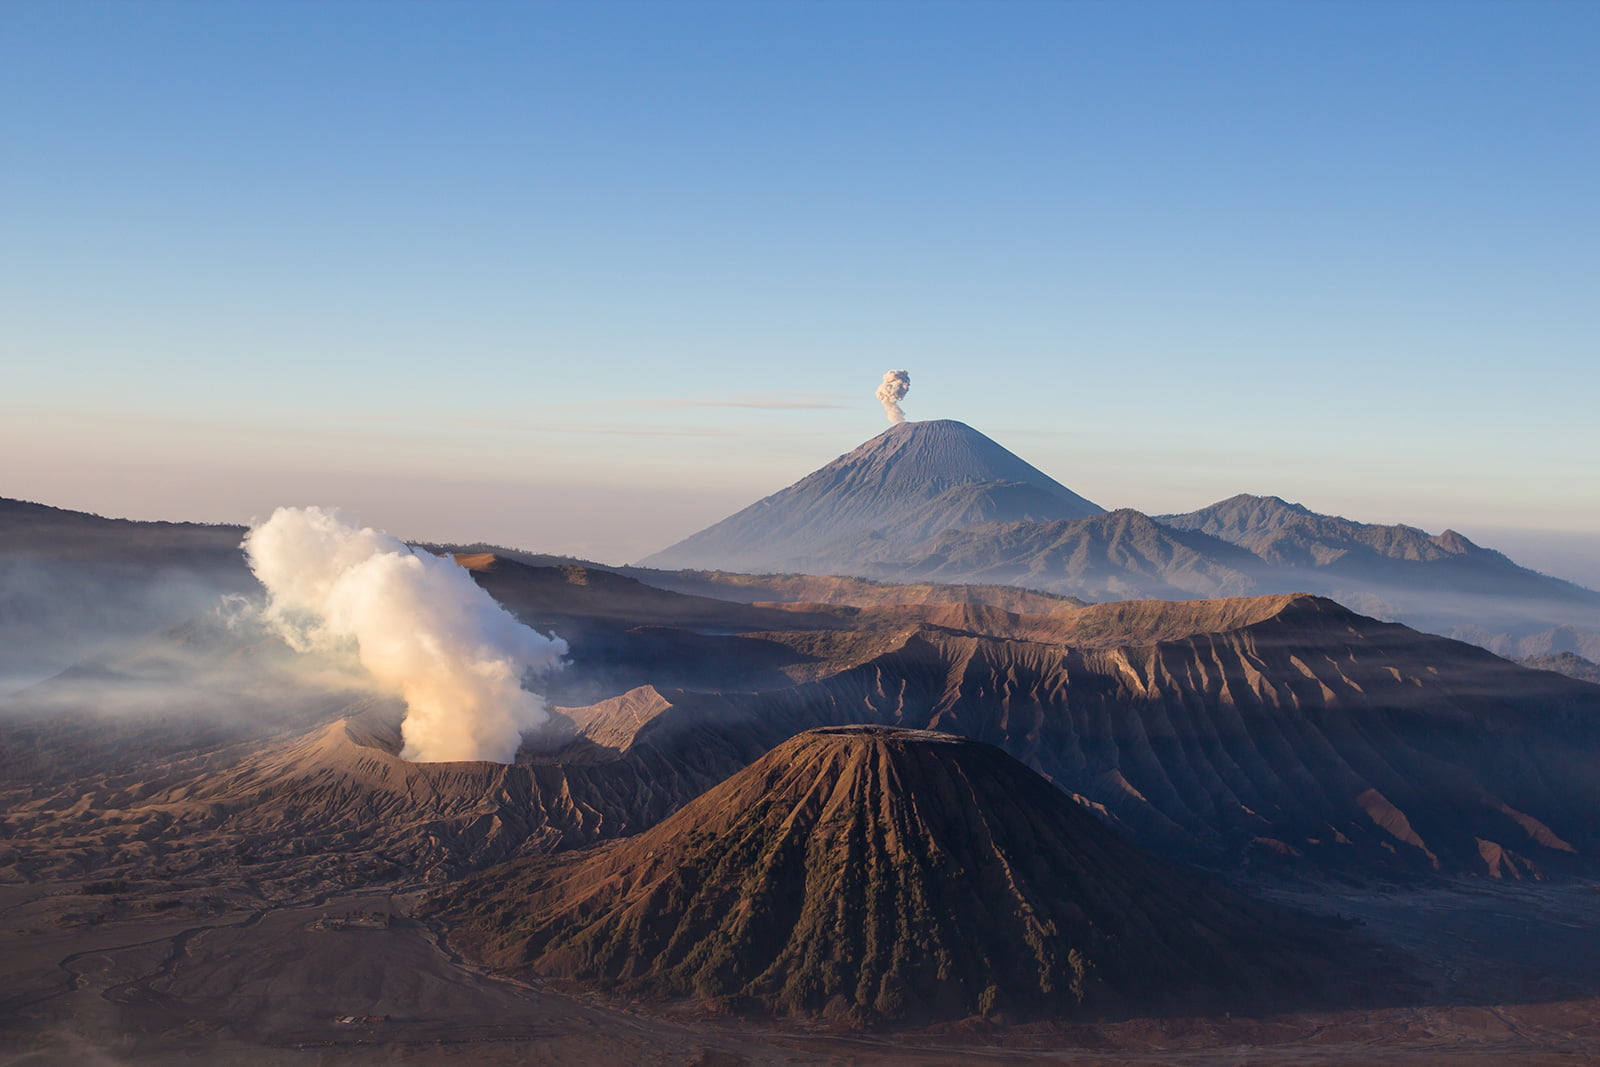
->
xmin=0 ymin=557 xmax=250 ymax=698
xmin=3 ymin=507 xmax=574 ymax=767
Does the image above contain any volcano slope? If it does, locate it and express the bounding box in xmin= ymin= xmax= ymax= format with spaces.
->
xmin=12 ymin=564 xmax=1600 ymax=900
xmin=866 ymin=501 xmax=1600 ymax=655
xmin=426 ymin=726 xmax=1382 ymax=1026
xmin=11 ymin=556 xmax=1600 ymax=1058
xmin=0 ymin=559 xmax=861 ymax=887
xmin=637 ymin=421 xmax=1600 ymax=660
xmin=555 ymin=593 xmax=1600 ymax=881
xmin=641 ymin=419 xmax=1104 ymax=573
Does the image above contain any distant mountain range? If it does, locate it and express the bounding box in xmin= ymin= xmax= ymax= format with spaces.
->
xmin=642 ymin=420 xmax=1600 ymax=660
xmin=6 ymin=413 xmax=1598 ymax=674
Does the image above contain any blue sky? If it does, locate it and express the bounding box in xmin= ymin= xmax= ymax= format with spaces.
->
xmin=2 ymin=1 xmax=1596 ymax=578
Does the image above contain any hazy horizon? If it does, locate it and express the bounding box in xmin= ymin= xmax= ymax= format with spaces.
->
xmin=5 ymin=417 xmax=1598 ymax=593
xmin=3 ymin=2 xmax=1595 ymax=582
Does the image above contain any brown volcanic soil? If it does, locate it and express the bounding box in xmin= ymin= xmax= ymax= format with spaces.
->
xmin=9 ymin=583 xmax=1600 ymax=894
xmin=452 ymin=555 xmax=835 ymax=632
xmin=621 ymin=566 xmax=1086 ymax=613
xmin=548 ymin=595 xmax=1600 ymax=880
xmin=746 ymin=592 xmax=1328 ymax=648
xmin=427 ymin=727 xmax=1387 ymax=1026
xmin=1 ymin=885 xmax=797 ymax=1065
xmin=9 ymin=557 xmax=1600 ymax=1058
xmin=8 ymin=875 xmax=1600 ymax=1064
xmin=448 ymin=554 xmax=860 ymax=704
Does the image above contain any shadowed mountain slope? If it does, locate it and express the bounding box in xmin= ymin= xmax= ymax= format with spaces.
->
xmin=0 ymin=498 xmax=246 ymax=564
xmin=615 ymin=568 xmax=1086 ymax=613
xmin=9 ymin=583 xmax=1600 ymax=886
xmin=427 ymin=727 xmax=1376 ymax=1024
xmin=449 ymin=554 xmax=865 ymax=703
xmin=451 ymin=554 xmax=829 ymax=633
xmin=873 ymin=509 xmax=1263 ymax=600
xmin=632 ymin=426 xmax=1600 ymax=658
xmin=640 ymin=420 xmax=1103 ymax=572
xmin=571 ymin=595 xmax=1600 ymax=879
xmin=1152 ymin=496 xmax=1600 ymax=659
xmin=1160 ymin=494 xmax=1598 ymax=602
xmin=863 ymin=498 xmax=1600 ymax=651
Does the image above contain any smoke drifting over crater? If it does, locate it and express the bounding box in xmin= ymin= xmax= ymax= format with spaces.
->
xmin=876 ymin=369 xmax=910 ymax=424
xmin=243 ymin=506 xmax=566 ymax=763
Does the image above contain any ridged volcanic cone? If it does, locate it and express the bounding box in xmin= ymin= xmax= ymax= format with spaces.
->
xmin=429 ymin=726 xmax=1371 ymax=1023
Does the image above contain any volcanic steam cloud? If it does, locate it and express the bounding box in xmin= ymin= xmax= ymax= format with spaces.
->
xmin=876 ymin=369 xmax=911 ymax=424
xmin=243 ymin=506 xmax=567 ymax=763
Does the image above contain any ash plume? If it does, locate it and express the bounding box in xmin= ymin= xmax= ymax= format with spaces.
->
xmin=242 ymin=506 xmax=566 ymax=763
xmin=876 ymin=369 xmax=911 ymax=425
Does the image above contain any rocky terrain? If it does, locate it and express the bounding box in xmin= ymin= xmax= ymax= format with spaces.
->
xmin=11 ymin=564 xmax=1599 ymax=894
xmin=429 ymin=726 xmax=1389 ymax=1025
xmin=6 ymin=496 xmax=1600 ymax=1061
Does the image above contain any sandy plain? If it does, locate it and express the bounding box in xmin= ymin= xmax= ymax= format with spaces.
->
xmin=6 ymin=872 xmax=1600 ymax=1065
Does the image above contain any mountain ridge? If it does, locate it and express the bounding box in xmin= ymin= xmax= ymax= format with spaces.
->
xmin=1159 ymin=494 xmax=1596 ymax=600
xmin=637 ymin=429 xmax=1600 ymax=660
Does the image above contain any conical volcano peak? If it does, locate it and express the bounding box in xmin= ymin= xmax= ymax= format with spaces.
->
xmin=815 ymin=419 xmax=1075 ymax=498
xmin=429 ymin=725 xmax=1363 ymax=1023
xmin=640 ymin=420 xmax=1103 ymax=573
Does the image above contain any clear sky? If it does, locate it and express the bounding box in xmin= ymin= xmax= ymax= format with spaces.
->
xmin=2 ymin=1 xmax=1596 ymax=581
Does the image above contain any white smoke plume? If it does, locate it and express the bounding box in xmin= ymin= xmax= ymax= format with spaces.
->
xmin=876 ymin=369 xmax=911 ymax=425
xmin=242 ymin=506 xmax=567 ymax=763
